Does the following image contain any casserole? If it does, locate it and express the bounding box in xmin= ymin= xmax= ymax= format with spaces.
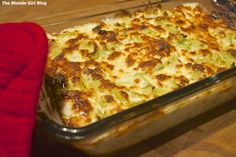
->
xmin=39 ymin=0 xmax=236 ymax=155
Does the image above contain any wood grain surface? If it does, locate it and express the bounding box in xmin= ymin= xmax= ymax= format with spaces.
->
xmin=1 ymin=0 xmax=236 ymax=156
xmin=32 ymin=100 xmax=236 ymax=157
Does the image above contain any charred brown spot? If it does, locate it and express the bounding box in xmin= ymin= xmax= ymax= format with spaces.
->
xmin=227 ymin=49 xmax=236 ymax=57
xmin=100 ymin=61 xmax=114 ymax=70
xmin=80 ymin=49 xmax=90 ymax=57
xmin=63 ymin=90 xmax=80 ymax=101
xmin=193 ymin=64 xmax=205 ymax=72
xmin=159 ymin=40 xmax=171 ymax=51
xmin=176 ymin=20 xmax=185 ymax=25
xmin=145 ymin=39 xmax=174 ymax=57
xmin=72 ymin=99 xmax=93 ymax=113
xmin=84 ymin=68 xmax=103 ymax=80
xmin=181 ymin=33 xmax=188 ymax=38
xmin=100 ymin=80 xmax=117 ymax=89
xmin=200 ymin=49 xmax=211 ymax=56
xmin=198 ymin=23 xmax=208 ymax=30
xmin=107 ymin=31 xmax=117 ymax=41
xmin=102 ymin=31 xmax=117 ymax=41
xmin=148 ymin=39 xmax=172 ymax=57
xmin=125 ymin=27 xmax=134 ymax=31
xmin=126 ymin=54 xmax=136 ymax=67
xmin=163 ymin=11 xmax=168 ymax=16
xmin=175 ymin=75 xmax=189 ymax=87
xmin=63 ymin=44 xmax=79 ymax=53
xmin=48 ymin=39 xmax=56 ymax=45
xmin=138 ymin=59 xmax=158 ymax=69
xmin=186 ymin=63 xmax=192 ymax=68
xmin=134 ymin=78 xmax=140 ymax=84
xmin=120 ymin=91 xmax=129 ymax=100
xmin=47 ymin=65 xmax=58 ymax=75
xmin=156 ymin=74 xmax=171 ymax=81
xmin=81 ymin=91 xmax=93 ymax=98
xmin=84 ymin=59 xmax=100 ymax=67
xmin=176 ymin=64 xmax=183 ymax=68
xmin=217 ymin=67 xmax=226 ymax=73
xmin=69 ymin=62 xmax=81 ymax=72
xmin=219 ymin=31 xmax=226 ymax=37
xmin=92 ymin=25 xmax=101 ymax=33
xmin=132 ymin=18 xmax=141 ymax=23
xmin=93 ymin=26 xmax=117 ymax=41
xmin=188 ymin=58 xmax=195 ymax=62
xmin=98 ymin=29 xmax=107 ymax=35
xmin=77 ymin=34 xmax=87 ymax=40
xmin=152 ymin=25 xmax=165 ymax=32
xmin=139 ymin=24 xmax=147 ymax=30
xmin=92 ymin=25 xmax=106 ymax=35
xmin=49 ymin=57 xmax=69 ymax=75
xmin=208 ymin=42 xmax=219 ymax=51
xmin=190 ymin=51 xmax=196 ymax=55
xmin=129 ymin=31 xmax=141 ymax=37
xmin=181 ymin=25 xmax=195 ymax=33
xmin=205 ymin=66 xmax=215 ymax=75
xmin=105 ymin=95 xmax=115 ymax=103
xmin=99 ymin=41 xmax=108 ymax=51
xmin=65 ymin=34 xmax=86 ymax=49
xmin=167 ymin=33 xmax=177 ymax=40
xmin=115 ymin=23 xmax=121 ymax=26
xmin=52 ymin=53 xmax=64 ymax=62
xmin=66 ymin=36 xmax=79 ymax=46
xmin=64 ymin=91 xmax=93 ymax=114
xmin=71 ymin=76 xmax=80 ymax=84
xmin=84 ymin=60 xmax=102 ymax=73
xmin=108 ymin=51 xmax=122 ymax=60
xmin=91 ymin=42 xmax=98 ymax=55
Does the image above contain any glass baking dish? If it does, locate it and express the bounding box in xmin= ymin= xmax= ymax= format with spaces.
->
xmin=39 ymin=0 xmax=236 ymax=156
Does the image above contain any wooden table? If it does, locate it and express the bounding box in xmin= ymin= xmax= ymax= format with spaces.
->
xmin=1 ymin=0 xmax=236 ymax=156
xmin=32 ymin=100 xmax=236 ymax=157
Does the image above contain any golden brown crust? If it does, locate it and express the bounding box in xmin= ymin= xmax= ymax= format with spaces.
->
xmin=46 ymin=3 xmax=236 ymax=127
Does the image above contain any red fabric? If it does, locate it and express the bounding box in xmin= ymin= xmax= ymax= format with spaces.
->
xmin=0 ymin=23 xmax=48 ymax=157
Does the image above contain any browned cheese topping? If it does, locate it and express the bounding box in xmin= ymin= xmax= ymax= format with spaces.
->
xmin=46 ymin=3 xmax=236 ymax=127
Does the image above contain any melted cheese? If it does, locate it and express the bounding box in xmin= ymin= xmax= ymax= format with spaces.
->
xmin=46 ymin=3 xmax=236 ymax=127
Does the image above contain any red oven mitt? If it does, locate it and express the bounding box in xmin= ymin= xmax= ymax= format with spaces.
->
xmin=0 ymin=23 xmax=48 ymax=157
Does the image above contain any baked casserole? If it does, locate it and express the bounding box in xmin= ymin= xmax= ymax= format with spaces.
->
xmin=46 ymin=3 xmax=236 ymax=127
